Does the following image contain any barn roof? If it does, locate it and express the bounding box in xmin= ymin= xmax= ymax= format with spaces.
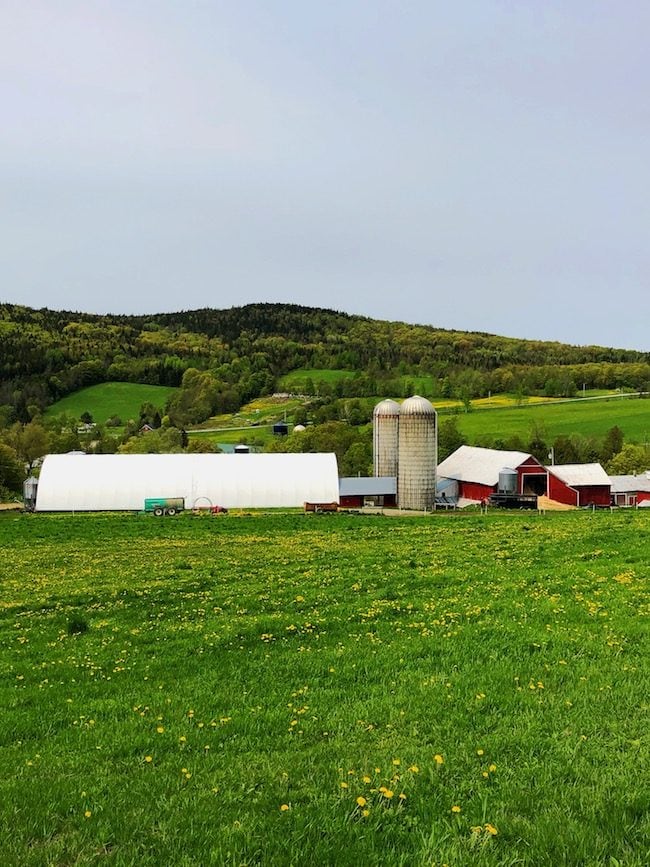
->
xmin=437 ymin=445 xmax=535 ymax=486
xmin=547 ymin=463 xmax=610 ymax=487
xmin=609 ymin=474 xmax=650 ymax=494
xmin=35 ymin=453 xmax=340 ymax=511
xmin=339 ymin=477 xmax=397 ymax=497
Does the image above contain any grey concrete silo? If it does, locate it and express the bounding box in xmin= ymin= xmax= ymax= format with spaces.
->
xmin=397 ymin=395 xmax=437 ymax=510
xmin=373 ymin=399 xmax=401 ymax=478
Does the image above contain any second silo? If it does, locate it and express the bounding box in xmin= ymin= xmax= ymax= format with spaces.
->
xmin=373 ymin=399 xmax=401 ymax=478
xmin=397 ymin=395 xmax=437 ymax=510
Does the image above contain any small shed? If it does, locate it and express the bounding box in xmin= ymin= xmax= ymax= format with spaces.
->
xmin=339 ymin=477 xmax=397 ymax=508
xmin=273 ymin=422 xmax=289 ymax=436
xmin=546 ymin=463 xmax=611 ymax=507
xmin=608 ymin=474 xmax=650 ymax=507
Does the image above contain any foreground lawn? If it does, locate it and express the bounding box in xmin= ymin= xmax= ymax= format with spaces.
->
xmin=0 ymin=510 xmax=648 ymax=865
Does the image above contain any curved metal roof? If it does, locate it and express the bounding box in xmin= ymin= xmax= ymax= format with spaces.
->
xmin=400 ymin=395 xmax=436 ymax=416
xmin=373 ymin=399 xmax=401 ymax=417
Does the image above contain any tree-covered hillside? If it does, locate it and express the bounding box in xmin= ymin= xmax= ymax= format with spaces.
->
xmin=2 ymin=301 xmax=649 ymax=426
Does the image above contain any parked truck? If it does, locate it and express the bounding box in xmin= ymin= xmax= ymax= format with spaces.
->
xmin=144 ymin=497 xmax=185 ymax=517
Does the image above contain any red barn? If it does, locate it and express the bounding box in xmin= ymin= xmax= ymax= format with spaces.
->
xmin=608 ymin=474 xmax=650 ymax=507
xmin=437 ymin=446 xmax=548 ymax=504
xmin=546 ymin=463 xmax=611 ymax=507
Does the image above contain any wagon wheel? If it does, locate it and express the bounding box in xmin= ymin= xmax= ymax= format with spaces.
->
xmin=153 ymin=507 xmax=164 ymax=517
xmin=167 ymin=507 xmax=177 ymax=516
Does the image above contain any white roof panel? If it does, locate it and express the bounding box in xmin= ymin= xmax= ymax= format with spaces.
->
xmin=35 ymin=453 xmax=340 ymax=511
xmin=608 ymin=475 xmax=650 ymax=493
xmin=547 ymin=463 xmax=610 ymax=487
xmin=437 ymin=445 xmax=534 ymax=487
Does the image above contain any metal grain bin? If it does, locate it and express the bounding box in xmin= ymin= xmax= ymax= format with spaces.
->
xmin=397 ymin=395 xmax=437 ymax=510
xmin=373 ymin=399 xmax=401 ymax=478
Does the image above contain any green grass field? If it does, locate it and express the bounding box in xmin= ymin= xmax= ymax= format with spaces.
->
xmin=451 ymin=395 xmax=650 ymax=444
xmin=1 ymin=510 xmax=648 ymax=865
xmin=44 ymin=383 xmax=178 ymax=425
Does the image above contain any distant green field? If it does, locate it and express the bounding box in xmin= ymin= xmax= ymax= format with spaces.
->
xmin=279 ymin=368 xmax=358 ymax=389
xmin=0 ymin=510 xmax=648 ymax=865
xmin=45 ymin=383 xmax=178 ymax=424
xmin=451 ymin=395 xmax=650 ymax=443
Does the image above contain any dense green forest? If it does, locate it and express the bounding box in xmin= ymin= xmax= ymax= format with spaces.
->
xmin=1 ymin=301 xmax=649 ymax=497
xmin=2 ymin=301 xmax=649 ymax=423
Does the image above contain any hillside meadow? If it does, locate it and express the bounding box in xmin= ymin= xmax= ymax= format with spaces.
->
xmin=44 ymin=383 xmax=178 ymax=426
xmin=1 ymin=509 xmax=648 ymax=865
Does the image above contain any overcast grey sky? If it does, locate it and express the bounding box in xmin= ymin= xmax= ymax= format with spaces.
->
xmin=2 ymin=1 xmax=649 ymax=350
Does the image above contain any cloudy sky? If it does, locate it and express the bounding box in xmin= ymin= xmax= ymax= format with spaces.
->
xmin=2 ymin=1 xmax=649 ymax=350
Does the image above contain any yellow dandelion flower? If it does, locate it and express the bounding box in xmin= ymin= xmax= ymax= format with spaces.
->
xmin=471 ymin=825 xmax=483 ymax=834
xmin=476 ymin=749 xmax=484 ymax=756
xmin=356 ymin=796 xmax=367 ymax=807
xmin=451 ymin=805 xmax=461 ymax=813
xmin=179 ymin=735 xmax=187 ymax=743
xmin=144 ymin=755 xmax=153 ymax=763
xmin=484 ymin=823 xmax=498 ymax=836
xmin=434 ymin=754 xmax=444 ymax=765
xmin=156 ymin=726 xmax=164 ymax=734
xmin=340 ymin=782 xmax=349 ymax=789
xmin=398 ymin=793 xmax=407 ymax=800
xmin=489 ymin=763 xmax=497 ymax=772
xmin=392 ymin=758 xmax=400 ymax=766
xmin=84 ymin=810 xmax=92 ymax=819
xmin=362 ymin=775 xmax=371 ymax=784
xmin=382 ymin=789 xmax=394 ymax=799
xmin=482 ymin=771 xmax=489 ymax=778
xmin=409 ymin=764 xmax=419 ymax=773
xmin=280 ymin=804 xmax=290 ymax=812
xmin=362 ymin=808 xmax=370 ymax=818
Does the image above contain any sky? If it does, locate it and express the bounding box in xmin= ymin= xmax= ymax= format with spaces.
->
xmin=2 ymin=1 xmax=649 ymax=350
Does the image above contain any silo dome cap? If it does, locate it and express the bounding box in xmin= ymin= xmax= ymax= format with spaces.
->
xmin=400 ymin=395 xmax=436 ymax=415
xmin=373 ymin=399 xmax=401 ymax=417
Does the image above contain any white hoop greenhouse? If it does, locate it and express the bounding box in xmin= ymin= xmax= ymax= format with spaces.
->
xmin=35 ymin=453 xmax=339 ymax=511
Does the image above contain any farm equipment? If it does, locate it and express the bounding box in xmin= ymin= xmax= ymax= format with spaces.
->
xmin=144 ymin=497 xmax=185 ymax=517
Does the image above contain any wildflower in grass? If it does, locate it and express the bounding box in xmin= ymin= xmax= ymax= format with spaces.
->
xmin=434 ymin=754 xmax=444 ymax=765
xmin=451 ymin=805 xmax=461 ymax=813
xmin=156 ymin=726 xmax=164 ymax=733
xmin=482 ymin=771 xmax=489 ymax=779
xmin=381 ymin=789 xmax=394 ymax=799
xmin=409 ymin=765 xmax=419 ymax=773
xmin=392 ymin=758 xmax=400 ymax=766
xmin=489 ymin=763 xmax=497 ymax=772
xmin=484 ymin=823 xmax=498 ymax=836
xmin=362 ymin=775 xmax=371 ymax=784
xmin=340 ymin=782 xmax=348 ymax=789
xmin=477 ymin=749 xmax=484 ymax=756
xmin=362 ymin=809 xmax=370 ymax=818
xmin=356 ymin=796 xmax=367 ymax=807
xmin=179 ymin=735 xmax=187 ymax=743
xmin=280 ymin=804 xmax=290 ymax=812
xmin=399 ymin=793 xmax=407 ymax=801
xmin=144 ymin=755 xmax=153 ymax=763
xmin=471 ymin=825 xmax=483 ymax=835
xmin=84 ymin=810 xmax=92 ymax=818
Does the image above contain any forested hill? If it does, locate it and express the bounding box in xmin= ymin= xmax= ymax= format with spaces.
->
xmin=1 ymin=301 xmax=649 ymax=423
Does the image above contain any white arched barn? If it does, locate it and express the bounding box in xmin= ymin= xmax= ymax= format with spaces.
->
xmin=35 ymin=453 xmax=340 ymax=511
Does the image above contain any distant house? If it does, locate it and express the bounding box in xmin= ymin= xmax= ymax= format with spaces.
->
xmin=546 ymin=463 xmax=611 ymax=507
xmin=437 ymin=445 xmax=548 ymax=504
xmin=608 ymin=474 xmax=650 ymax=507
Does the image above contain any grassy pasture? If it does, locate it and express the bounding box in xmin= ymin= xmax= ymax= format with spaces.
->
xmin=44 ymin=383 xmax=178 ymax=425
xmin=453 ymin=395 xmax=650 ymax=444
xmin=1 ymin=510 xmax=648 ymax=865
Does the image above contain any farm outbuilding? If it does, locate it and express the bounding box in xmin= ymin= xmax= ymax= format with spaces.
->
xmin=35 ymin=453 xmax=340 ymax=512
xmin=609 ymin=474 xmax=650 ymax=507
xmin=437 ymin=445 xmax=548 ymax=504
xmin=546 ymin=463 xmax=611 ymax=507
xmin=339 ymin=476 xmax=397 ymax=508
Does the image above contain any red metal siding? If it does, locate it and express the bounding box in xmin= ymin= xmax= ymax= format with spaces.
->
xmin=575 ymin=485 xmax=610 ymax=507
xmin=548 ymin=474 xmax=578 ymax=506
xmin=638 ymin=491 xmax=650 ymax=504
xmin=460 ymin=481 xmax=495 ymax=501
